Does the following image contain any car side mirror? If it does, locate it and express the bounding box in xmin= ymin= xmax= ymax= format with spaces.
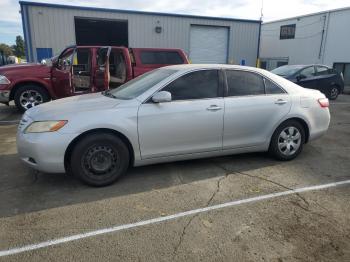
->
xmin=152 ymin=91 xmax=172 ymax=103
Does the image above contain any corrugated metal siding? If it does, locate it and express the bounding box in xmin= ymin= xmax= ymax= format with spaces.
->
xmin=322 ymin=8 xmax=350 ymax=66
xmin=25 ymin=4 xmax=260 ymax=66
xmin=261 ymin=13 xmax=325 ymax=65
xmin=261 ymin=7 xmax=350 ymax=68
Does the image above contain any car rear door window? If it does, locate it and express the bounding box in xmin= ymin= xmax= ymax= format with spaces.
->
xmin=162 ymin=70 xmax=219 ymax=100
xmin=140 ymin=51 xmax=184 ymax=64
xmin=226 ymin=70 xmax=265 ymax=96
xmin=264 ymin=78 xmax=286 ymax=94
xmin=316 ymin=66 xmax=331 ymax=76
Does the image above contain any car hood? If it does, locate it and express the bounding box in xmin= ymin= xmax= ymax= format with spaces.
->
xmin=0 ymin=63 xmax=46 ymax=73
xmin=26 ymin=92 xmax=122 ymax=120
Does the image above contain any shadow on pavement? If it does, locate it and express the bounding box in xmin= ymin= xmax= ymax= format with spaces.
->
xmin=0 ymin=152 xmax=279 ymax=218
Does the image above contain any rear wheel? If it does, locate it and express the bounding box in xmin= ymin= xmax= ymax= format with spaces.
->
xmin=328 ymin=86 xmax=340 ymax=100
xmin=269 ymin=120 xmax=305 ymax=161
xmin=14 ymin=85 xmax=50 ymax=112
xmin=70 ymin=133 xmax=130 ymax=186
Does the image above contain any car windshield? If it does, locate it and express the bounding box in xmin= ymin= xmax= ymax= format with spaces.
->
xmin=271 ymin=65 xmax=304 ymax=77
xmin=105 ymin=69 xmax=178 ymax=100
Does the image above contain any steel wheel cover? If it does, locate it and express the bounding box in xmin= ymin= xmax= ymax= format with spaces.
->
xmin=278 ymin=126 xmax=301 ymax=156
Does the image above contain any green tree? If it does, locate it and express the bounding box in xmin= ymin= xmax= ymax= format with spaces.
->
xmin=12 ymin=35 xmax=25 ymax=58
xmin=0 ymin=43 xmax=13 ymax=56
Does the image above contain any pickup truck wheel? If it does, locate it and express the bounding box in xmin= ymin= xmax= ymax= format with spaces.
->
xmin=70 ymin=133 xmax=130 ymax=187
xmin=14 ymin=85 xmax=50 ymax=112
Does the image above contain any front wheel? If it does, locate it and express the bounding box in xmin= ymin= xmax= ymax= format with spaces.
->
xmin=269 ymin=120 xmax=305 ymax=161
xmin=70 ymin=133 xmax=130 ymax=186
xmin=14 ymin=85 xmax=50 ymax=112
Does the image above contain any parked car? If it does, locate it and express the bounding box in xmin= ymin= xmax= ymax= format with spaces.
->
xmin=0 ymin=46 xmax=189 ymax=111
xmin=271 ymin=64 xmax=344 ymax=100
xmin=17 ymin=64 xmax=330 ymax=186
xmin=0 ymin=51 xmax=10 ymax=67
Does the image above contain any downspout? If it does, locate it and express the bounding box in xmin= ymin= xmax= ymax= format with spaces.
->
xmin=24 ymin=5 xmax=34 ymax=62
xmin=19 ymin=3 xmax=29 ymax=62
xmin=318 ymin=14 xmax=327 ymax=62
xmin=321 ymin=12 xmax=331 ymax=65
xmin=256 ymin=20 xmax=262 ymax=67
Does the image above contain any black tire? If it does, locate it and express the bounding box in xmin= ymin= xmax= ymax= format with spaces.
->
xmin=14 ymin=84 xmax=50 ymax=112
xmin=269 ymin=120 xmax=306 ymax=161
xmin=327 ymin=85 xmax=340 ymax=100
xmin=70 ymin=133 xmax=130 ymax=187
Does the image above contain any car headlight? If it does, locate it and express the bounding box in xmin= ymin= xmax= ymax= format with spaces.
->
xmin=0 ymin=75 xmax=10 ymax=85
xmin=25 ymin=120 xmax=68 ymax=133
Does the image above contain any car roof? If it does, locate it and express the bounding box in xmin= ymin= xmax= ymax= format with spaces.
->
xmin=277 ymin=64 xmax=331 ymax=68
xmin=161 ymin=64 xmax=306 ymax=95
xmin=162 ymin=64 xmax=261 ymax=71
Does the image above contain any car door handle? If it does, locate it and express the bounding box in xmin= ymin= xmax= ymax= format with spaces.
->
xmin=275 ymin=99 xmax=288 ymax=105
xmin=207 ymin=105 xmax=222 ymax=111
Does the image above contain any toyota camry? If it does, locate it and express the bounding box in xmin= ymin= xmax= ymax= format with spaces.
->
xmin=17 ymin=65 xmax=330 ymax=186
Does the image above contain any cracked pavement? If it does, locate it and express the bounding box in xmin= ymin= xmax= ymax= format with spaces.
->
xmin=0 ymin=95 xmax=350 ymax=261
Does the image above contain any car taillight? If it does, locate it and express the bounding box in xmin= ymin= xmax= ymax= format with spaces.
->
xmin=318 ymin=98 xmax=329 ymax=108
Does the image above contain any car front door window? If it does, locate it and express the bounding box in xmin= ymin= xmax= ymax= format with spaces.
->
xmin=57 ymin=50 xmax=74 ymax=71
xmin=162 ymin=70 xmax=220 ymax=100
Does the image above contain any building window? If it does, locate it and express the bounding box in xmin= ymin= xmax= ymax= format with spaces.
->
xmin=277 ymin=61 xmax=288 ymax=67
xmin=280 ymin=24 xmax=296 ymax=40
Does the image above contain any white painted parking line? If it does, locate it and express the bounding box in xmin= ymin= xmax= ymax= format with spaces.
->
xmin=0 ymin=120 xmax=19 ymax=124
xmin=1 ymin=179 xmax=350 ymax=257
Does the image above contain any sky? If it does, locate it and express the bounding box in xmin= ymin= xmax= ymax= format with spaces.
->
xmin=0 ymin=0 xmax=349 ymax=45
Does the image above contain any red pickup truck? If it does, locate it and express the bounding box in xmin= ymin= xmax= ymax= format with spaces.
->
xmin=0 ymin=46 xmax=189 ymax=111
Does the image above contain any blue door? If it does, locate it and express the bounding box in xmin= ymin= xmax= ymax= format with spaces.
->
xmin=36 ymin=48 xmax=53 ymax=62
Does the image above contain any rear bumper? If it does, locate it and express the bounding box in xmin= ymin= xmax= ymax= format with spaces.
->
xmin=16 ymin=130 xmax=77 ymax=173
xmin=308 ymin=108 xmax=330 ymax=142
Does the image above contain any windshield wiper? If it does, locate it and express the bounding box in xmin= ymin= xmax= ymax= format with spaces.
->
xmin=102 ymin=90 xmax=117 ymax=99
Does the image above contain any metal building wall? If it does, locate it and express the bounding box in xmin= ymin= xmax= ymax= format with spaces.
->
xmin=20 ymin=2 xmax=260 ymax=66
xmin=260 ymin=13 xmax=326 ymax=67
xmin=260 ymin=7 xmax=350 ymax=69
xmin=322 ymin=8 xmax=350 ymax=66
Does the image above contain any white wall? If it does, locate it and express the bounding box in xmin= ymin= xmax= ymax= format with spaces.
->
xmin=322 ymin=8 xmax=350 ymax=66
xmin=260 ymin=7 xmax=350 ymax=68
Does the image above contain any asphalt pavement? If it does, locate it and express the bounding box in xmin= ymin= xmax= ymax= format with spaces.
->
xmin=0 ymin=95 xmax=349 ymax=261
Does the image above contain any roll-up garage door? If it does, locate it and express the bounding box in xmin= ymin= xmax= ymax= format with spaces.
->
xmin=189 ymin=25 xmax=229 ymax=64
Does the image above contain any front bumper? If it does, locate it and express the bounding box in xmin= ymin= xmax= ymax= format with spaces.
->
xmin=0 ymin=90 xmax=10 ymax=103
xmin=17 ymin=129 xmax=77 ymax=173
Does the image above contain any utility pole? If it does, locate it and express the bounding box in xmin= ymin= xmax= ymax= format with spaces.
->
xmin=256 ymin=0 xmax=264 ymax=68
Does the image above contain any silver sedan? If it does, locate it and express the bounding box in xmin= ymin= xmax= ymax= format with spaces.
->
xmin=17 ymin=65 xmax=330 ymax=186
